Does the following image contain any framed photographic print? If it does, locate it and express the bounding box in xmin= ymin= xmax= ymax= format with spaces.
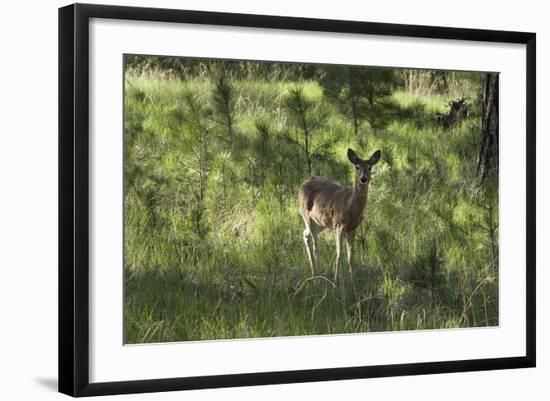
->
xmin=58 ymin=3 xmax=536 ymax=397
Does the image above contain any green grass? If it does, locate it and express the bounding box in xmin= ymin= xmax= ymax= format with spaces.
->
xmin=123 ymin=65 xmax=498 ymax=344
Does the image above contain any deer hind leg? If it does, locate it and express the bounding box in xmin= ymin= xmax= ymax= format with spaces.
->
xmin=334 ymin=226 xmax=343 ymax=282
xmin=304 ymin=222 xmax=324 ymax=276
xmin=303 ymin=227 xmax=316 ymax=276
xmin=345 ymin=230 xmax=355 ymax=275
xmin=311 ymin=224 xmax=323 ymax=275
xmin=302 ymin=216 xmax=320 ymax=276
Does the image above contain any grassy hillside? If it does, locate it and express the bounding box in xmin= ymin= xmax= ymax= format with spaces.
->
xmin=123 ymin=60 xmax=498 ymax=343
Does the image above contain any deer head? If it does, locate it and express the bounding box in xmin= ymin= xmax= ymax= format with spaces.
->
xmin=347 ymin=148 xmax=381 ymax=186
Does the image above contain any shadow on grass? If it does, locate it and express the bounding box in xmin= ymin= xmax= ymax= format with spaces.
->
xmin=123 ymin=262 xmax=387 ymax=344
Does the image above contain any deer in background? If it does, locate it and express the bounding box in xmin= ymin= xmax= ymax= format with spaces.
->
xmin=298 ymin=149 xmax=381 ymax=281
xmin=435 ymin=97 xmax=469 ymax=128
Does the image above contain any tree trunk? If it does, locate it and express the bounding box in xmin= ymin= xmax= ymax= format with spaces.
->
xmin=478 ymin=73 xmax=499 ymax=179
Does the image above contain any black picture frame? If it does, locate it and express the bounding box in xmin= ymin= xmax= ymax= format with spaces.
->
xmin=59 ymin=3 xmax=536 ymax=397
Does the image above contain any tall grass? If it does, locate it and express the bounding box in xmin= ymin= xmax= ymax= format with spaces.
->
xmin=124 ymin=64 xmax=498 ymax=344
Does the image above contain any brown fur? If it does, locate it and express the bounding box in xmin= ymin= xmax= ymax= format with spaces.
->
xmin=298 ymin=149 xmax=381 ymax=280
xmin=299 ymin=177 xmax=368 ymax=232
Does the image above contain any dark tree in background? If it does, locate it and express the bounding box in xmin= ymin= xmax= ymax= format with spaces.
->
xmin=319 ymin=66 xmax=394 ymax=144
xmin=174 ymin=93 xmax=213 ymax=203
xmin=284 ymin=87 xmax=327 ymax=176
xmin=212 ymin=69 xmax=237 ymax=151
xmin=254 ymin=119 xmax=272 ymax=188
xmin=478 ymin=73 xmax=499 ymax=179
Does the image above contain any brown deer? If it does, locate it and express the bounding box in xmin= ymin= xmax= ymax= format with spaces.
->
xmin=298 ymin=149 xmax=381 ymax=281
xmin=435 ymin=97 xmax=469 ymax=128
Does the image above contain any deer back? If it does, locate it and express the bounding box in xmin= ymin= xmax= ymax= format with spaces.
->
xmin=299 ymin=176 xmax=364 ymax=231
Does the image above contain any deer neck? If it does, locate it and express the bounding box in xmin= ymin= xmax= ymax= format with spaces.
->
xmin=351 ymin=181 xmax=369 ymax=212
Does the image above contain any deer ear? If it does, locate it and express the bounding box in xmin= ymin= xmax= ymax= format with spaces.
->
xmin=368 ymin=150 xmax=381 ymax=165
xmin=347 ymin=148 xmax=360 ymax=165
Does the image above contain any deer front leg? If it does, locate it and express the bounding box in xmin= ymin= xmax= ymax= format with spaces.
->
xmin=345 ymin=230 xmax=355 ymax=275
xmin=334 ymin=227 xmax=343 ymax=282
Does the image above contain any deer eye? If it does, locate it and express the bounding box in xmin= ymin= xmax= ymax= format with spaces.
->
xmin=355 ymin=165 xmax=359 ymax=170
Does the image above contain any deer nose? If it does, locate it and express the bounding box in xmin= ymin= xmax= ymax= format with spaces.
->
xmin=360 ymin=177 xmax=367 ymax=183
